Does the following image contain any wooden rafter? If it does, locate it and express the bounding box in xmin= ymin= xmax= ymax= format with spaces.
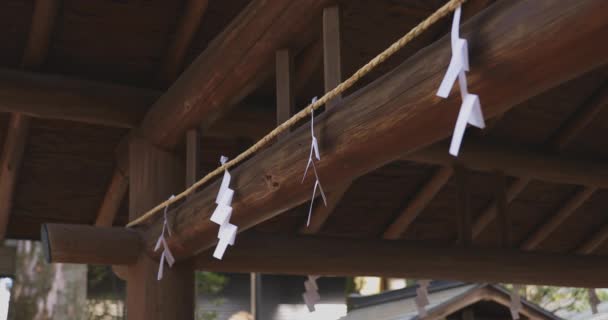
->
xmin=383 ymin=166 xmax=453 ymax=239
xmin=139 ymin=0 xmax=608 ymax=260
xmin=21 ymin=0 xmax=60 ymax=69
xmin=300 ymin=182 xmax=351 ymax=234
xmin=94 ymin=169 xmax=129 ymax=227
xmin=473 ymin=83 xmax=608 ymax=240
xmin=158 ymin=0 xmax=209 ymax=84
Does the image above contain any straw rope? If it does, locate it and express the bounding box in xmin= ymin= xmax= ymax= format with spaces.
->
xmin=127 ymin=0 xmax=466 ymax=227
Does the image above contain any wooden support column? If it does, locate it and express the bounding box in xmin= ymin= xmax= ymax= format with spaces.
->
xmin=127 ymin=135 xmax=193 ymax=320
xmin=323 ymin=5 xmax=342 ymax=108
xmin=276 ymin=49 xmax=295 ymax=140
xmin=301 ymin=6 xmax=349 ymax=234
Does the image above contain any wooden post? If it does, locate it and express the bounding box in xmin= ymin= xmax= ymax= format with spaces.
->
xmin=276 ymin=49 xmax=294 ymax=140
xmin=323 ymin=5 xmax=342 ymax=108
xmin=127 ymin=135 xmax=194 ymax=320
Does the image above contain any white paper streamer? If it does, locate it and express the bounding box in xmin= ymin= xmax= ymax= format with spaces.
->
xmin=302 ymin=97 xmax=327 ymax=226
xmin=415 ymin=280 xmax=430 ymax=318
xmin=510 ymin=284 xmax=523 ymax=320
xmin=436 ymin=5 xmax=485 ymax=156
xmin=210 ymin=156 xmax=238 ymax=260
xmin=154 ymin=195 xmax=176 ymax=281
xmin=302 ymin=275 xmax=321 ymax=312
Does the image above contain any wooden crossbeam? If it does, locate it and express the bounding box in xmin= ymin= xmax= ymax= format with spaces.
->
xmin=404 ymin=139 xmax=608 ymax=188
xmin=158 ymin=0 xmax=208 ymax=84
xmin=0 ymin=68 xmax=159 ymax=128
xmin=194 ymin=232 xmax=608 ymax=288
xmin=139 ymin=0 xmax=608 ymax=260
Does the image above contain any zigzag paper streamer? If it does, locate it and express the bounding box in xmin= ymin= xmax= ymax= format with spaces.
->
xmin=436 ymin=5 xmax=485 ymax=156
xmin=154 ymin=195 xmax=176 ymax=280
xmin=415 ymin=280 xmax=430 ymax=318
xmin=210 ymin=156 xmax=238 ymax=260
xmin=302 ymin=275 xmax=321 ymax=312
xmin=510 ymin=284 xmax=523 ymax=320
xmin=302 ymin=97 xmax=327 ymax=226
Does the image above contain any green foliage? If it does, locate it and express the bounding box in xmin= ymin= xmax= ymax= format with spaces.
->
xmin=195 ymin=272 xmax=228 ymax=320
xmin=505 ymin=284 xmax=603 ymax=314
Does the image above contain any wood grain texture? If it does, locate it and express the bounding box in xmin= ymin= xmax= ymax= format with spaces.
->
xmin=276 ymin=49 xmax=294 ymax=140
xmin=141 ymin=0 xmax=608 ymax=260
xmin=195 ymin=232 xmax=608 ymax=287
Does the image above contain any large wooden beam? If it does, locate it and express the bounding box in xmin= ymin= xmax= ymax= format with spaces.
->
xmin=140 ymin=0 xmax=331 ymax=148
xmin=404 ymin=140 xmax=608 ymax=188
xmin=140 ymin=0 xmax=608 ymax=260
xmin=0 ymin=115 xmax=29 ymax=240
xmin=0 ymin=68 xmax=159 ymax=128
xmin=41 ymin=223 xmax=141 ymax=265
xmin=195 ymin=232 xmax=608 ymax=288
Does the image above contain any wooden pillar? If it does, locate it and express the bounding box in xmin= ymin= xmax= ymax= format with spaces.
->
xmin=323 ymin=5 xmax=342 ymax=108
xmin=126 ymin=135 xmax=194 ymax=320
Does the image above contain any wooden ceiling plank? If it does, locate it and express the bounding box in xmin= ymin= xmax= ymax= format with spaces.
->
xmin=158 ymin=0 xmax=209 ymax=85
xmin=383 ymin=166 xmax=453 ymax=240
xmin=140 ymin=0 xmax=332 ymax=148
xmin=193 ymin=231 xmax=608 ymax=288
xmin=520 ymin=187 xmax=597 ymax=250
xmin=456 ymin=165 xmax=473 ymax=246
xmin=576 ymin=224 xmax=608 ymax=254
xmin=139 ymin=0 xmax=608 ymax=260
xmin=494 ymin=171 xmax=511 ymax=248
